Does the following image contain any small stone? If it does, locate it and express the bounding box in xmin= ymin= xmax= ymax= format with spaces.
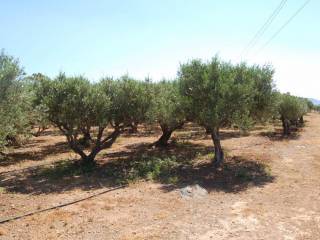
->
xmin=179 ymin=184 xmax=208 ymax=199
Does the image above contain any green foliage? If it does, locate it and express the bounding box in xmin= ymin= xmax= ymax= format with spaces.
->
xmin=100 ymin=75 xmax=151 ymax=128
xmin=278 ymin=93 xmax=309 ymax=135
xmin=148 ymin=80 xmax=186 ymax=129
xmin=178 ymin=57 xmax=274 ymax=132
xmin=126 ymin=156 xmax=179 ymax=183
xmin=249 ymin=65 xmax=276 ymax=123
xmin=42 ymin=73 xmax=114 ymax=162
xmin=24 ymin=73 xmax=52 ymax=136
xmin=305 ymin=99 xmax=315 ymax=111
xmin=41 ymin=73 xmax=152 ymax=163
xmin=0 ymin=51 xmax=31 ymax=150
xmin=105 ymin=156 xmax=180 ymax=184
xmin=0 ymin=50 xmax=311 ymax=170
xmin=178 ymin=56 xmax=276 ymax=164
xmin=46 ymin=74 xmax=111 ymax=132
xmin=279 ymin=94 xmax=307 ymax=122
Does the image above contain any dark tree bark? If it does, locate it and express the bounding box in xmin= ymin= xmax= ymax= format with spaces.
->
xmin=57 ymin=123 xmax=121 ymax=165
xmin=129 ymin=122 xmax=138 ymax=133
xmin=154 ymin=128 xmax=173 ymax=147
xmin=153 ymin=122 xmax=184 ymax=147
xmin=299 ymin=116 xmax=304 ymax=126
xmin=210 ymin=128 xmax=224 ymax=167
xmin=79 ymin=127 xmax=92 ymax=146
xmin=205 ymin=127 xmax=211 ymax=134
xmin=32 ymin=126 xmax=47 ymax=137
xmin=281 ymin=116 xmax=290 ymax=136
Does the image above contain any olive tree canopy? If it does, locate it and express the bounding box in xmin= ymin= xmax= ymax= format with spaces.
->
xmin=43 ymin=74 xmax=151 ymax=164
xmin=148 ymin=80 xmax=186 ymax=147
xmin=0 ymin=51 xmax=30 ymax=151
xmin=278 ymin=94 xmax=308 ymax=135
xmin=179 ymin=57 xmax=275 ymax=166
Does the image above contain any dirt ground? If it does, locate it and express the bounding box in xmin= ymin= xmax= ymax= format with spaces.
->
xmin=0 ymin=113 xmax=319 ymax=240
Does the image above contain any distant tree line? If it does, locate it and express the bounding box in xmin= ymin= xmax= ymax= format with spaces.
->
xmin=0 ymin=51 xmax=317 ymax=166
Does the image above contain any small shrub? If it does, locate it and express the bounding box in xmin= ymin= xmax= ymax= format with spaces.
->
xmin=126 ymin=156 xmax=180 ymax=183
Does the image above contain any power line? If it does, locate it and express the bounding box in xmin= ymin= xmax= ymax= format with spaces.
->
xmin=240 ymin=0 xmax=287 ymax=59
xmin=256 ymin=0 xmax=311 ymax=55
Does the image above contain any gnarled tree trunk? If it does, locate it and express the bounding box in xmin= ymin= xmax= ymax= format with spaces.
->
xmin=210 ymin=128 xmax=224 ymax=167
xmin=154 ymin=128 xmax=173 ymax=147
xmin=64 ymin=127 xmax=121 ymax=166
xmin=281 ymin=116 xmax=290 ymax=136
xmin=154 ymin=122 xmax=184 ymax=147
xmin=32 ymin=126 xmax=48 ymax=137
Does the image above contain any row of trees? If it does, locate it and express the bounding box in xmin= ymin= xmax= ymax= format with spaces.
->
xmin=0 ymin=51 xmax=317 ymax=166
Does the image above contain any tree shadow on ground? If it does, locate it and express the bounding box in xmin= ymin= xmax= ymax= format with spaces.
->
xmin=119 ymin=124 xmax=160 ymax=138
xmin=175 ymin=128 xmax=243 ymax=141
xmin=0 ymin=141 xmax=274 ymax=195
xmin=120 ymin=123 xmax=244 ymax=142
xmin=0 ymin=141 xmax=71 ymax=167
xmin=160 ymin=156 xmax=274 ymax=193
xmin=259 ymin=128 xmax=301 ymax=141
xmin=37 ymin=128 xmax=63 ymax=137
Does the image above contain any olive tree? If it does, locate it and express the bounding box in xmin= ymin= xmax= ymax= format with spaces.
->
xmin=178 ymin=57 xmax=275 ymax=166
xmin=43 ymin=74 xmax=121 ymax=164
xmin=0 ymin=51 xmax=30 ymax=151
xmin=25 ymin=73 xmax=51 ymax=136
xmin=249 ymin=65 xmax=276 ymax=124
xmin=278 ymin=94 xmax=308 ymax=135
xmin=148 ymin=80 xmax=186 ymax=147
xmin=42 ymin=73 xmax=151 ymax=164
xmin=100 ymin=75 xmax=151 ymax=132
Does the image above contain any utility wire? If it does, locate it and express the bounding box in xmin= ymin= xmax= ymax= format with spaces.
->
xmin=240 ymin=0 xmax=287 ymax=59
xmin=256 ymin=0 xmax=311 ymax=55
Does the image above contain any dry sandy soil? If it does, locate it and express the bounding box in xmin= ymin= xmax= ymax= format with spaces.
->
xmin=0 ymin=113 xmax=319 ymax=240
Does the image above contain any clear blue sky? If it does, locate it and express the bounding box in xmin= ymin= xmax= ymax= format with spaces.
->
xmin=1 ymin=0 xmax=319 ymax=98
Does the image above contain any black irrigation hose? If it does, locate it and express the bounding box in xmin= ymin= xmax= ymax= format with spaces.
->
xmin=0 ymin=184 xmax=126 ymax=225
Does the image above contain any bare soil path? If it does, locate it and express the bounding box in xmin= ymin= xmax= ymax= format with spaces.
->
xmin=0 ymin=113 xmax=319 ymax=239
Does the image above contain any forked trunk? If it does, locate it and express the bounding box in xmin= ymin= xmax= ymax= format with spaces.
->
xmin=211 ymin=128 xmax=224 ymax=167
xmin=33 ymin=126 xmax=47 ymax=137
